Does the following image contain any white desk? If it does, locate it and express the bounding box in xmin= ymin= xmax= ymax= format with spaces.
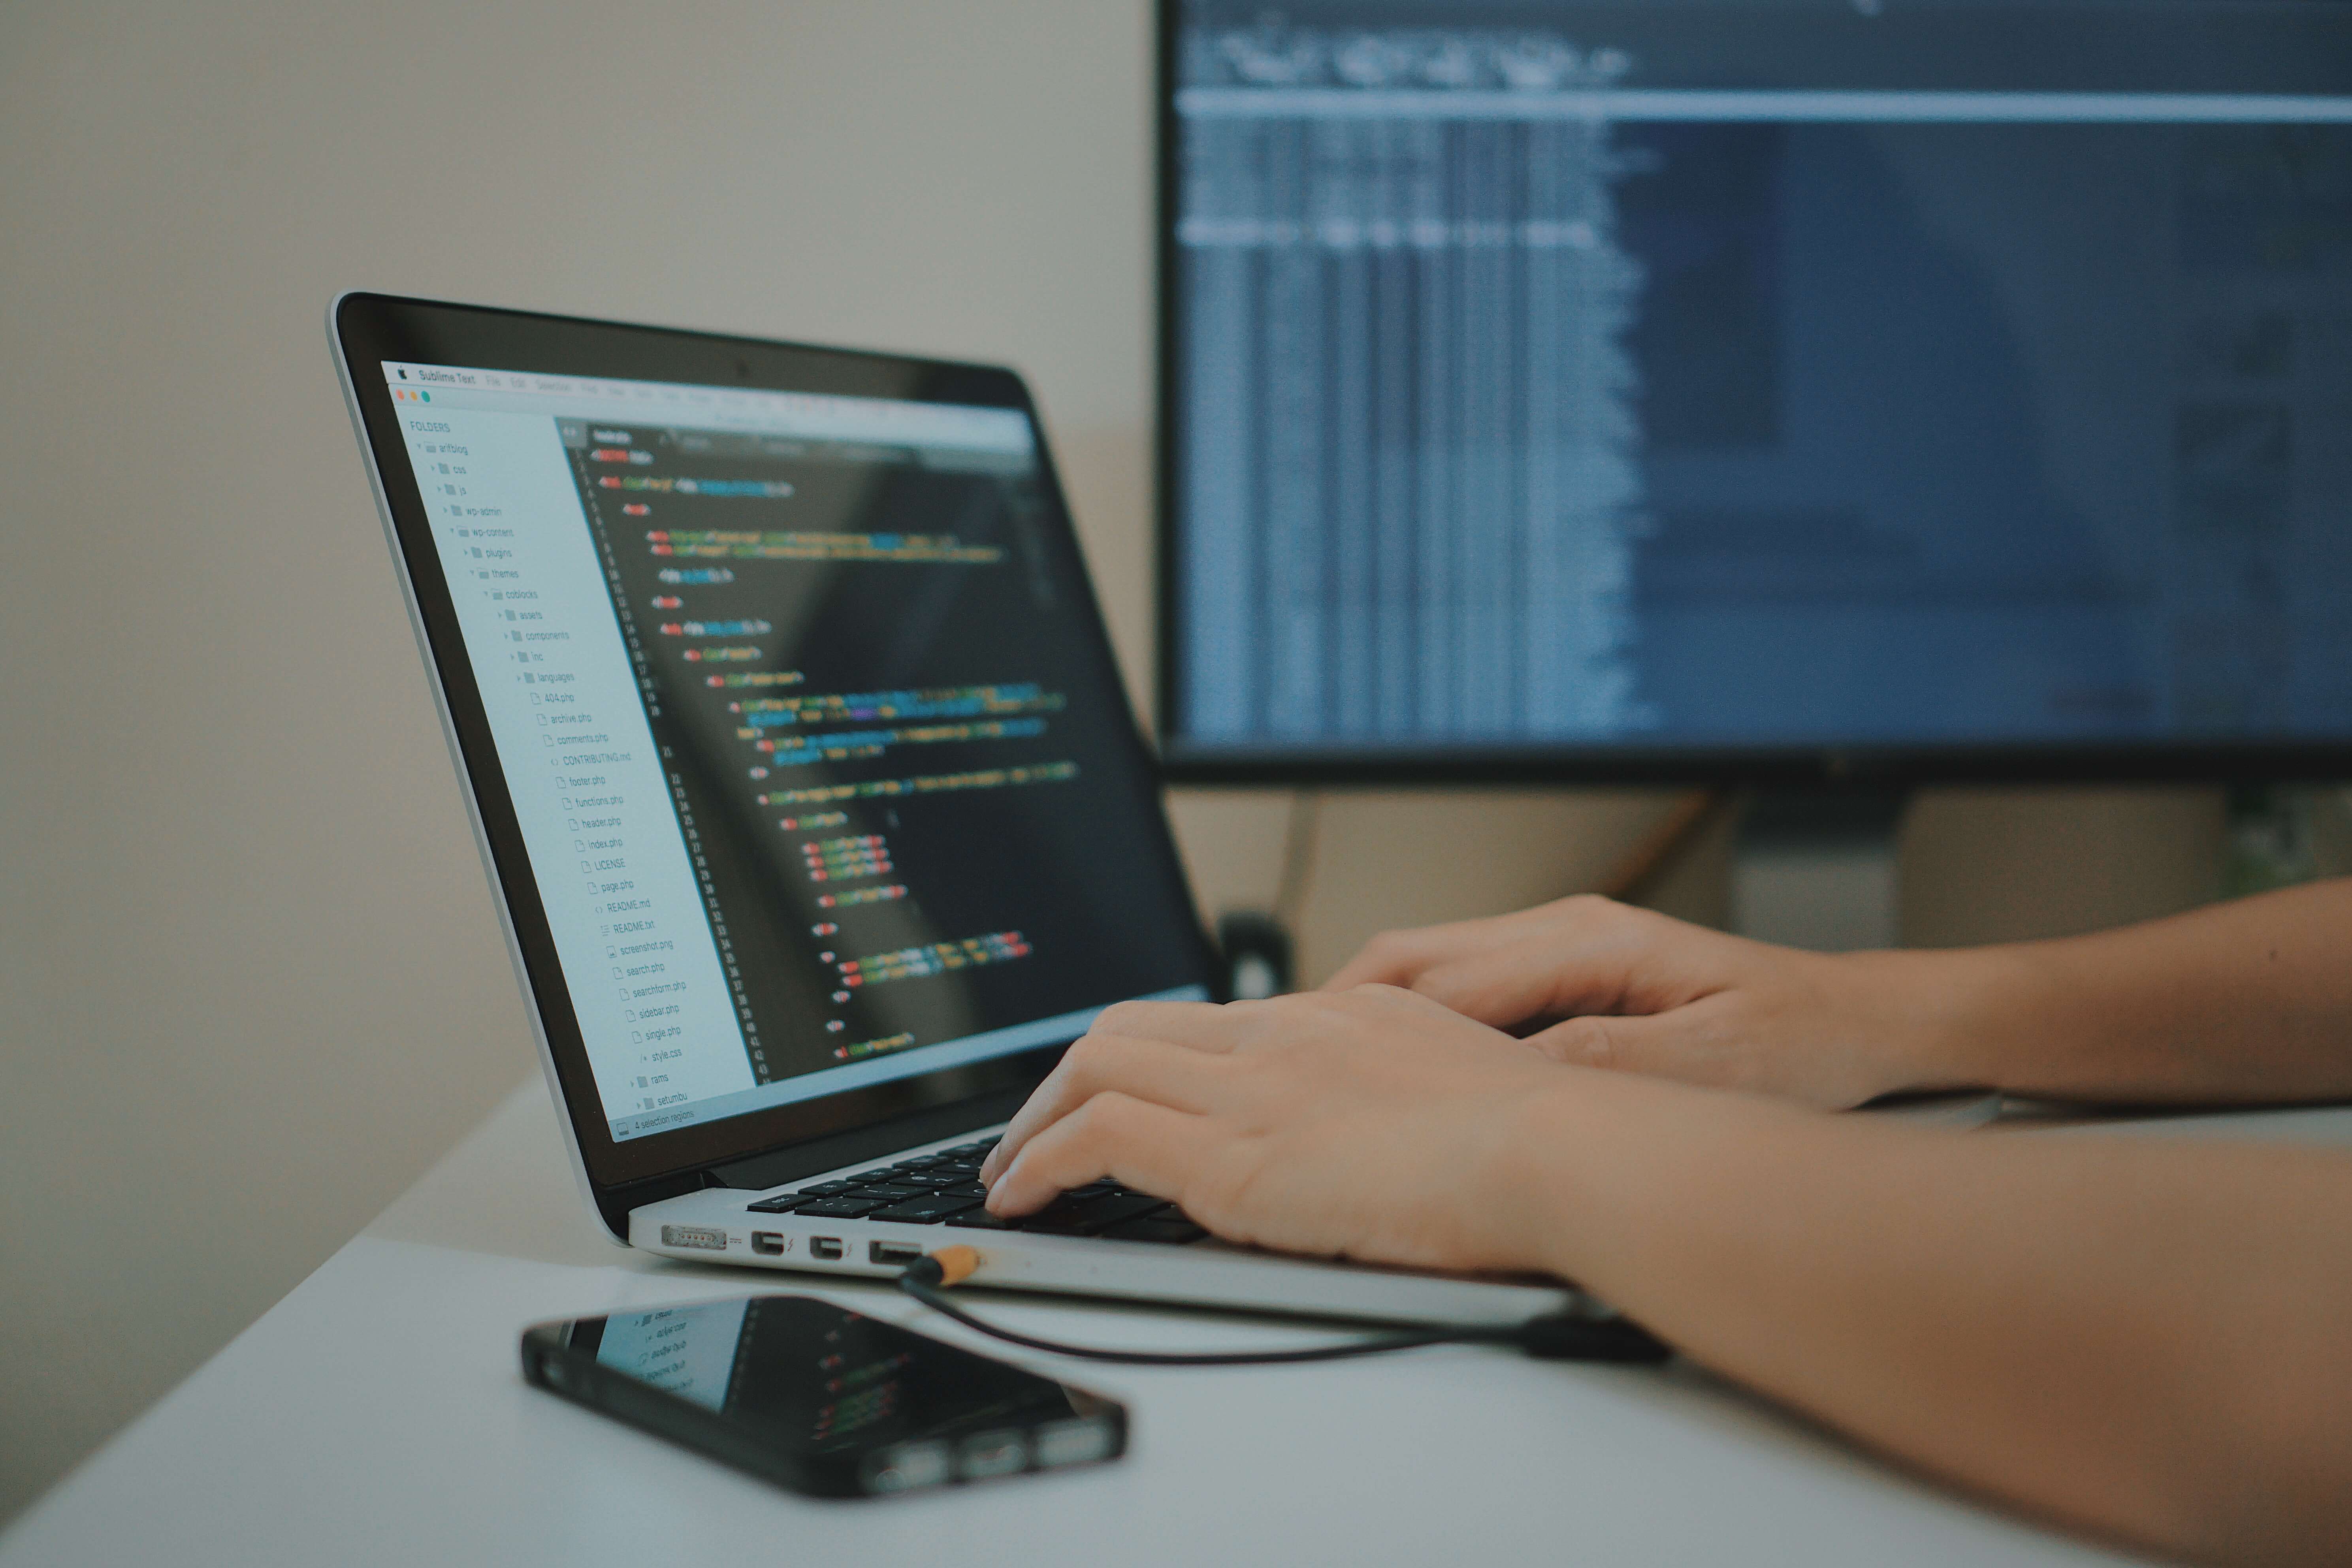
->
xmin=9 ymin=1087 xmax=2349 ymax=1568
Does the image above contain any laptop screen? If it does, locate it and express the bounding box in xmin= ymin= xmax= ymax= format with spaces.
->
xmin=377 ymin=358 xmax=1207 ymax=1144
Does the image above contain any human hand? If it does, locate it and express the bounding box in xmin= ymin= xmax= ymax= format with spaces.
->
xmin=1322 ymin=895 xmax=1985 ymax=1109
xmin=975 ymin=986 xmax=1602 ymax=1275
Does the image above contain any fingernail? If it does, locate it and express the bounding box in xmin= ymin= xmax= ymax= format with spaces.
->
xmin=983 ymin=1159 xmax=1016 ymax=1212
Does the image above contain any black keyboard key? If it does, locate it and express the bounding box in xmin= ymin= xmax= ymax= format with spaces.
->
xmin=791 ymin=1195 xmax=892 ymax=1220
xmin=1017 ymin=1182 xmax=1113 ymax=1213
xmin=1100 ymin=1215 xmax=1209 ymax=1246
xmin=844 ymin=1170 xmax=898 ymax=1185
xmin=1071 ymin=1192 xmax=1173 ymax=1233
xmin=1018 ymin=1191 xmax=1171 ymax=1237
xmin=936 ymin=1181 xmax=989 ymax=1198
xmin=1004 ymin=1196 xmax=1092 ymax=1234
xmin=745 ymin=1193 xmax=804 ymax=1214
xmin=888 ymin=1171 xmax=962 ymax=1189
xmin=747 ymin=1178 xmax=873 ymax=1211
xmin=865 ymin=1192 xmax=983 ymax=1225
xmin=944 ymin=1208 xmax=1022 ymax=1230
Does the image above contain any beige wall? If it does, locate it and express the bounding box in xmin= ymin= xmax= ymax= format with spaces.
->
xmin=0 ymin=0 xmax=2256 ymax=1524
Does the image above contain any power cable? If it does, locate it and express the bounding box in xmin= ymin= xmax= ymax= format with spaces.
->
xmin=894 ymin=1249 xmax=1669 ymax=1367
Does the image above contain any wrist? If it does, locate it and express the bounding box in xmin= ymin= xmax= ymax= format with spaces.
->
xmin=1488 ymin=1068 xmax=1758 ymax=1286
xmin=1842 ymin=945 xmax=2041 ymax=1097
xmin=1945 ymin=945 xmax=2055 ymax=1090
xmin=1497 ymin=1068 xmax=1853 ymax=1304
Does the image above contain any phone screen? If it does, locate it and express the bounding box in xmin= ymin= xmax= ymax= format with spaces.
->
xmin=523 ymin=1294 xmax=1124 ymax=1496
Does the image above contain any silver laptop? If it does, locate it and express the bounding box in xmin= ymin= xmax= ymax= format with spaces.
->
xmin=331 ymin=292 xmax=1580 ymax=1329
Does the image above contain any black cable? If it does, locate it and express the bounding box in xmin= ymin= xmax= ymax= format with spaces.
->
xmin=894 ymin=1257 xmax=1670 ymax=1367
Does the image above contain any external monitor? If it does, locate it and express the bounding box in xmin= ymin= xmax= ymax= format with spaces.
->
xmin=1156 ymin=0 xmax=2352 ymax=786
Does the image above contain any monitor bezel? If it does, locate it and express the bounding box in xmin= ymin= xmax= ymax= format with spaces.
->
xmin=1149 ymin=0 xmax=2352 ymax=791
xmin=334 ymin=292 xmax=1216 ymax=1193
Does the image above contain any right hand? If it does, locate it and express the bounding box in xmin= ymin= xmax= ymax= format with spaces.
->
xmin=1322 ymin=895 xmax=1985 ymax=1109
xmin=974 ymin=987 xmax=1620 ymax=1276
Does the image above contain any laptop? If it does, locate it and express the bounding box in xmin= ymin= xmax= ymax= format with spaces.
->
xmin=330 ymin=292 xmax=1582 ymax=1329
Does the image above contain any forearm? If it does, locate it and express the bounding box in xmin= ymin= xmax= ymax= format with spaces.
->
xmin=1881 ymin=879 xmax=2352 ymax=1104
xmin=1518 ymin=1077 xmax=2352 ymax=1564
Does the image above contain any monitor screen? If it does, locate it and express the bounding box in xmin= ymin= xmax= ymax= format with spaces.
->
xmin=379 ymin=360 xmax=1205 ymax=1144
xmin=1158 ymin=0 xmax=2352 ymax=779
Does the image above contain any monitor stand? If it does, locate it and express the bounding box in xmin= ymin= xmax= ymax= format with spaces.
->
xmin=1729 ymin=791 xmax=1909 ymax=951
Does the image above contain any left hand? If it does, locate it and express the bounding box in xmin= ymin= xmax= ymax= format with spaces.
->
xmin=975 ymin=985 xmax=1589 ymax=1275
xmin=1320 ymin=895 xmax=1967 ymax=1109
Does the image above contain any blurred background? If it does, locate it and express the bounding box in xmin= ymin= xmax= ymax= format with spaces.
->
xmin=3 ymin=0 xmax=2346 ymax=1523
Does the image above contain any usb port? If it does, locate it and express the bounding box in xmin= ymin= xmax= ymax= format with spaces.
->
xmin=869 ymin=1241 xmax=923 ymax=1267
xmin=750 ymin=1232 xmax=785 ymax=1256
xmin=809 ymin=1237 xmax=845 ymax=1261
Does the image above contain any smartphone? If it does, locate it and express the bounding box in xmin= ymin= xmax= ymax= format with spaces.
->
xmin=520 ymin=1294 xmax=1126 ymax=1498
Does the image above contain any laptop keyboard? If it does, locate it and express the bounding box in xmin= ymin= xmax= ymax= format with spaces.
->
xmin=743 ymin=1139 xmax=1209 ymax=1246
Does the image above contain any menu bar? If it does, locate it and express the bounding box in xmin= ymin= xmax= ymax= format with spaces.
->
xmin=381 ymin=360 xmax=1036 ymax=455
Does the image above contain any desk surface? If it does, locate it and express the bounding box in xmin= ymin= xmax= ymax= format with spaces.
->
xmin=9 ymin=1086 xmax=2349 ymax=1568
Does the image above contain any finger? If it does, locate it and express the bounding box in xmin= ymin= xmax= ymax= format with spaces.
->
xmin=1529 ymin=997 xmax=1885 ymax=1109
xmin=980 ymin=1031 xmax=1232 ymax=1184
xmin=1412 ymin=917 xmax=1722 ymax=1028
xmin=1320 ymin=895 xmax=1641 ymax=994
xmin=1085 ymin=998 xmax=1249 ymax=1052
xmin=985 ymin=1092 xmax=1221 ymax=1216
xmin=1403 ymin=936 xmax=1602 ymax=1027
xmin=1523 ymin=1001 xmax=1790 ymax=1096
xmin=1336 ymin=981 xmax=1500 ymax=1026
xmin=1522 ymin=1009 xmax=1689 ymax=1076
xmin=1319 ymin=914 xmax=1528 ymax=992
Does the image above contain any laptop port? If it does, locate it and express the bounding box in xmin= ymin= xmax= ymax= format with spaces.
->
xmin=809 ymin=1237 xmax=845 ymax=1261
xmin=869 ymin=1241 xmax=923 ymax=1267
xmin=750 ymin=1232 xmax=785 ymax=1256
